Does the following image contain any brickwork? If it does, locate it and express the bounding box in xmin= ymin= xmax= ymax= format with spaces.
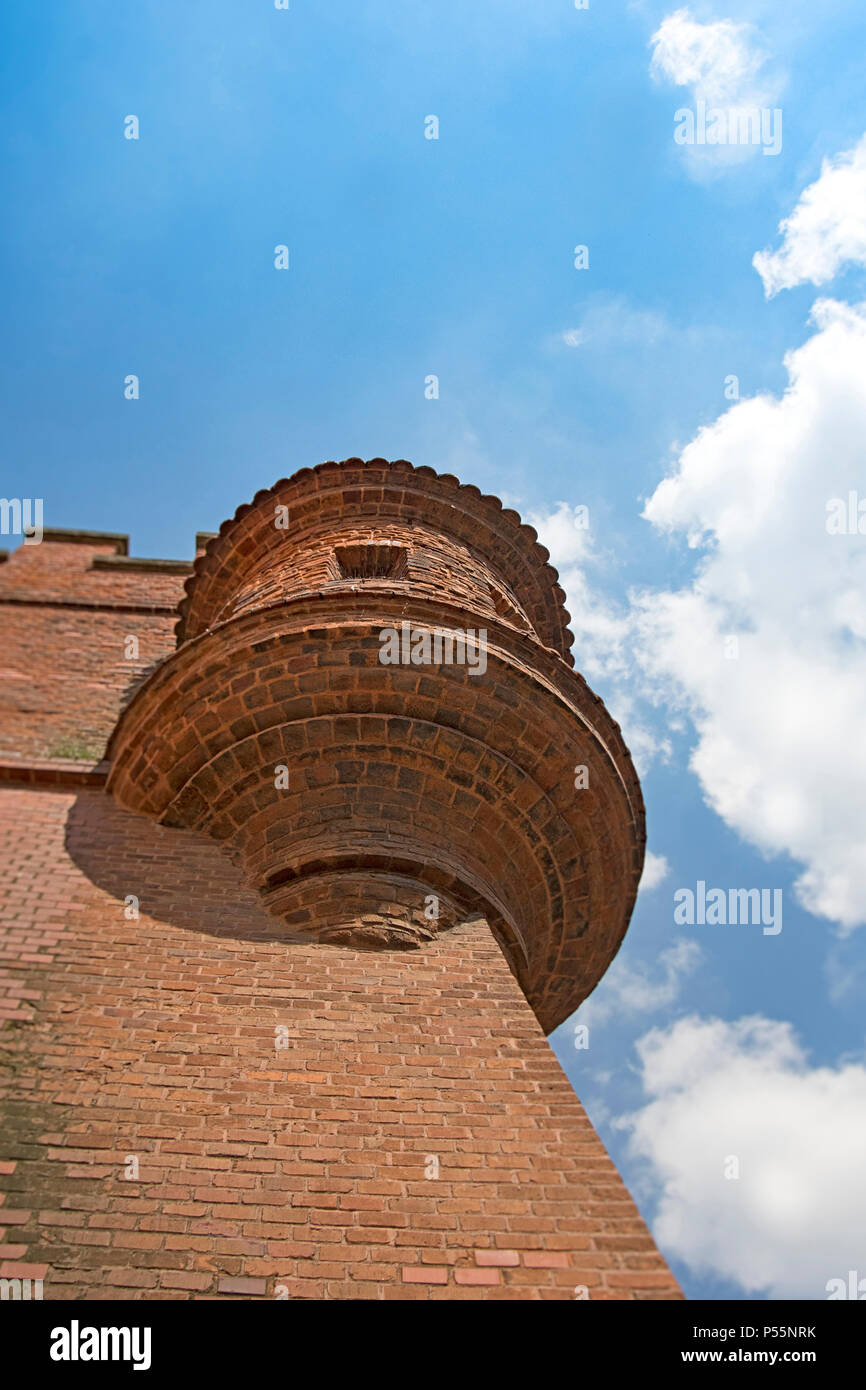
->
xmin=0 ymin=458 xmax=682 ymax=1300
xmin=0 ymin=535 xmax=182 ymax=762
xmin=0 ymin=787 xmax=679 ymax=1299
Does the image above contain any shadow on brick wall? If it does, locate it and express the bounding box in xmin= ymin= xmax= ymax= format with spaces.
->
xmin=64 ymin=789 xmax=300 ymax=943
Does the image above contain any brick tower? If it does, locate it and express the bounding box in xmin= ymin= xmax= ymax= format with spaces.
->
xmin=0 ymin=458 xmax=681 ymax=1300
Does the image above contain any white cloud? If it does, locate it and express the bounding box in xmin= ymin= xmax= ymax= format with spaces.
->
xmin=650 ymin=7 xmax=767 ymax=106
xmin=525 ymin=500 xmax=592 ymax=569
xmin=577 ymin=939 xmax=700 ymax=1029
xmin=557 ymin=296 xmax=672 ymax=351
xmin=649 ymin=8 xmax=782 ymax=175
xmin=754 ymin=133 xmax=866 ymax=296
xmin=623 ymin=1015 xmax=866 ymax=1298
xmin=637 ymin=296 xmax=866 ymax=928
xmin=641 ymin=851 xmax=671 ymax=891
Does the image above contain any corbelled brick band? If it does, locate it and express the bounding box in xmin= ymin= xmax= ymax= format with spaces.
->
xmin=0 ymin=458 xmax=681 ymax=1300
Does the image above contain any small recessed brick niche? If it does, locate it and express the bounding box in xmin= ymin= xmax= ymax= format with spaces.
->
xmin=333 ymin=542 xmax=409 ymax=581
xmin=107 ymin=458 xmax=645 ymax=1034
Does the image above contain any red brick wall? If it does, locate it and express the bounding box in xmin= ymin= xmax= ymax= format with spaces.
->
xmin=0 ymin=785 xmax=680 ymax=1299
xmin=0 ymin=539 xmax=182 ymax=761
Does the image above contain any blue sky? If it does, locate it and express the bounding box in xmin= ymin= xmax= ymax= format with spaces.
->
xmin=4 ymin=1 xmax=866 ymax=1300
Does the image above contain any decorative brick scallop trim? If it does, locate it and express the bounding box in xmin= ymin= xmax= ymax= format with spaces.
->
xmin=174 ymin=458 xmax=575 ymax=660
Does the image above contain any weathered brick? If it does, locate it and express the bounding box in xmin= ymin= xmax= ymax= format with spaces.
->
xmin=217 ymin=1276 xmax=268 ymax=1297
xmin=454 ymin=1268 xmax=502 ymax=1286
xmin=474 ymin=1250 xmax=520 ymax=1267
xmin=402 ymin=1267 xmax=448 ymax=1285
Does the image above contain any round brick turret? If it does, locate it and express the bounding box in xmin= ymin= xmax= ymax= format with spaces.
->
xmin=107 ymin=458 xmax=645 ymax=1033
